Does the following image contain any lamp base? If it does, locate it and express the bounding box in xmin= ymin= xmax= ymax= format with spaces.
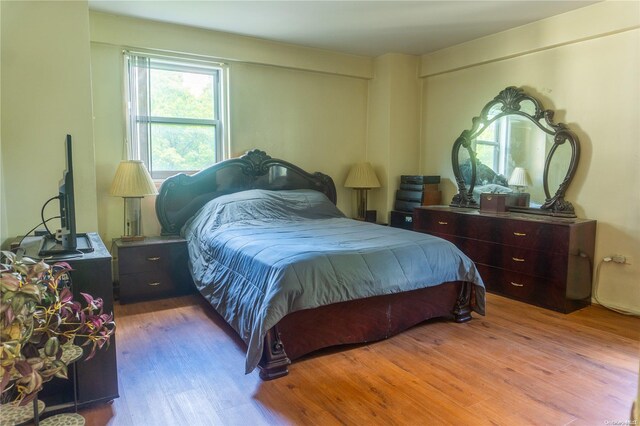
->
xmin=123 ymin=197 xmax=144 ymax=240
xmin=354 ymin=188 xmax=370 ymax=220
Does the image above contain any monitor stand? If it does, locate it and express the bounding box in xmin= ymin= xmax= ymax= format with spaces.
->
xmin=38 ymin=234 xmax=94 ymax=257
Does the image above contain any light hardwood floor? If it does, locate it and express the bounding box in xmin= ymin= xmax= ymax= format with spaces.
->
xmin=80 ymin=293 xmax=639 ymax=425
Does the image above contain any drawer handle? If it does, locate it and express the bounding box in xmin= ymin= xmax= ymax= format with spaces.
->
xmin=148 ymin=282 xmax=161 ymax=287
xmin=147 ymin=257 xmax=161 ymax=261
xmin=513 ymin=232 xmax=526 ymax=237
xmin=437 ymin=221 xmax=448 ymax=225
xmin=512 ymin=257 xmax=525 ymax=262
xmin=510 ymin=282 xmax=524 ymax=287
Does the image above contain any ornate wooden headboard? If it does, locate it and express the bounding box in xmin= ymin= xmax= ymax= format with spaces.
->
xmin=155 ymin=149 xmax=337 ymax=235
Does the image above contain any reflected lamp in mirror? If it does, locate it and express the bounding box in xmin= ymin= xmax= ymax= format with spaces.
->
xmin=344 ymin=162 xmax=380 ymax=220
xmin=110 ymin=160 xmax=158 ymax=241
xmin=508 ymin=167 xmax=530 ymax=193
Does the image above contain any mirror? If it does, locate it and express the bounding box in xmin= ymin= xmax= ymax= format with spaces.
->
xmin=451 ymin=87 xmax=579 ymax=217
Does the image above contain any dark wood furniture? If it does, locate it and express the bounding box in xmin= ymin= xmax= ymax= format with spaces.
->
xmin=114 ymin=236 xmax=194 ymax=304
xmin=18 ymin=233 xmax=119 ymax=412
xmin=451 ymin=86 xmax=580 ymax=217
xmin=155 ymin=149 xmax=479 ymax=379
xmin=389 ymin=210 xmax=414 ymax=230
xmin=414 ymin=206 xmax=596 ymax=313
xmin=273 ymin=282 xmax=469 ymax=361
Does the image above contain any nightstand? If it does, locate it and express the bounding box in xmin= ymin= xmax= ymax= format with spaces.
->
xmin=113 ymin=236 xmax=194 ymax=303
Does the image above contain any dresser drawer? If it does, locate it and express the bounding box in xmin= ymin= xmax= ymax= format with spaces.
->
xmin=477 ymin=264 xmax=566 ymax=312
xmin=450 ymin=237 xmax=568 ymax=279
xmin=445 ymin=214 xmax=570 ymax=251
xmin=415 ymin=208 xmax=573 ymax=253
xmin=119 ymin=270 xmax=178 ymax=301
xmin=414 ymin=209 xmax=461 ymax=236
xmin=501 ymin=220 xmax=569 ymax=253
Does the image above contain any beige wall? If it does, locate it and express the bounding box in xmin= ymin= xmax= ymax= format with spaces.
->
xmin=89 ymin=12 xmax=372 ymax=79
xmin=421 ymin=1 xmax=640 ymax=313
xmin=89 ymin=13 xmax=370 ymax=242
xmin=0 ymin=1 xmax=5 ymax=245
xmin=1 ymin=1 xmax=98 ymax=246
xmin=367 ymin=53 xmax=421 ymax=223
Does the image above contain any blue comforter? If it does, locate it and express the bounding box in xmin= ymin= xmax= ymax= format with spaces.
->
xmin=183 ymin=189 xmax=485 ymax=373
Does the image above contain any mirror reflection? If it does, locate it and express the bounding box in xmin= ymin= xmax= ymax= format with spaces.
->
xmin=451 ymin=87 xmax=580 ymax=217
xmin=467 ymin=115 xmax=553 ymax=207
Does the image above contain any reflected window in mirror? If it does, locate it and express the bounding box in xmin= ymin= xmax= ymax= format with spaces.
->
xmin=473 ymin=119 xmax=503 ymax=174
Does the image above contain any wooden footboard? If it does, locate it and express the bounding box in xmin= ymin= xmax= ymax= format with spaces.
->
xmin=258 ymin=281 xmax=473 ymax=380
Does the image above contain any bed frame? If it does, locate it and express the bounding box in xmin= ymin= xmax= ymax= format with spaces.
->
xmin=156 ymin=149 xmax=474 ymax=379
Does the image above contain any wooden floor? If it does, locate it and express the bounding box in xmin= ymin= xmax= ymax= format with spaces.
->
xmin=80 ymin=293 xmax=639 ymax=426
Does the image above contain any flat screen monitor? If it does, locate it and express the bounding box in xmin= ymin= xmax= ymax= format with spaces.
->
xmin=38 ymin=134 xmax=80 ymax=256
xmin=59 ymin=134 xmax=76 ymax=250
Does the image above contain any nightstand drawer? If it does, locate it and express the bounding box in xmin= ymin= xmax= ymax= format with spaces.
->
xmin=119 ymin=270 xmax=177 ymax=302
xmin=119 ymin=245 xmax=172 ymax=275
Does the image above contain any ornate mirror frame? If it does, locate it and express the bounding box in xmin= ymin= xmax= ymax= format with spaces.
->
xmin=451 ymin=86 xmax=580 ymax=217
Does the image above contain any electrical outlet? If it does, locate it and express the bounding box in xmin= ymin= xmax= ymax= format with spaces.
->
xmin=612 ymin=255 xmax=627 ymax=264
xmin=603 ymin=255 xmax=630 ymax=264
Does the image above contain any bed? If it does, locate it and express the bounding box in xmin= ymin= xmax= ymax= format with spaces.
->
xmin=155 ymin=149 xmax=485 ymax=379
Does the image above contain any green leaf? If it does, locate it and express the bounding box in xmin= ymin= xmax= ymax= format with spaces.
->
xmin=18 ymin=283 xmax=41 ymax=298
xmin=44 ymin=336 xmax=59 ymax=357
xmin=53 ymin=360 xmax=68 ymax=380
xmin=21 ymin=320 xmax=34 ymax=343
xmin=10 ymin=294 xmax=26 ymax=314
xmin=0 ymin=273 xmax=21 ymax=292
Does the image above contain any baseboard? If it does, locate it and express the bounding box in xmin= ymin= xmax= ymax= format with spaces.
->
xmin=591 ymin=298 xmax=640 ymax=316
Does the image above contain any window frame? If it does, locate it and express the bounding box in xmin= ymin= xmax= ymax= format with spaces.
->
xmin=472 ymin=117 xmax=509 ymax=175
xmin=124 ymin=51 xmax=229 ymax=180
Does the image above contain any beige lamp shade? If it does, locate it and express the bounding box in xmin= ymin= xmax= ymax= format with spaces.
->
xmin=344 ymin=162 xmax=381 ymax=189
xmin=110 ymin=160 xmax=158 ymax=197
xmin=508 ymin=167 xmax=531 ymax=188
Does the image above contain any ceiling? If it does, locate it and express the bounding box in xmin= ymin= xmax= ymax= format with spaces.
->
xmin=88 ymin=1 xmax=599 ymax=57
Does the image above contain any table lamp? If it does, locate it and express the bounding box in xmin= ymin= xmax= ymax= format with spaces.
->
xmin=508 ymin=167 xmax=530 ymax=193
xmin=110 ymin=160 xmax=158 ymax=241
xmin=344 ymin=162 xmax=380 ymax=220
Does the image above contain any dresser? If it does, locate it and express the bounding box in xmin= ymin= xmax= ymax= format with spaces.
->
xmin=414 ymin=206 xmax=596 ymax=313
xmin=114 ymin=236 xmax=194 ymax=303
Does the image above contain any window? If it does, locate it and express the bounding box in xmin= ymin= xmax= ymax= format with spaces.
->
xmin=472 ymin=117 xmax=508 ymax=175
xmin=125 ymin=52 xmax=228 ymax=179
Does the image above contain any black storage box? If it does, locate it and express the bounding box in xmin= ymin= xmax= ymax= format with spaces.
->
xmin=400 ymin=175 xmax=441 ymax=185
xmin=390 ymin=210 xmax=414 ymax=230
xmin=394 ymin=200 xmax=421 ymax=212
